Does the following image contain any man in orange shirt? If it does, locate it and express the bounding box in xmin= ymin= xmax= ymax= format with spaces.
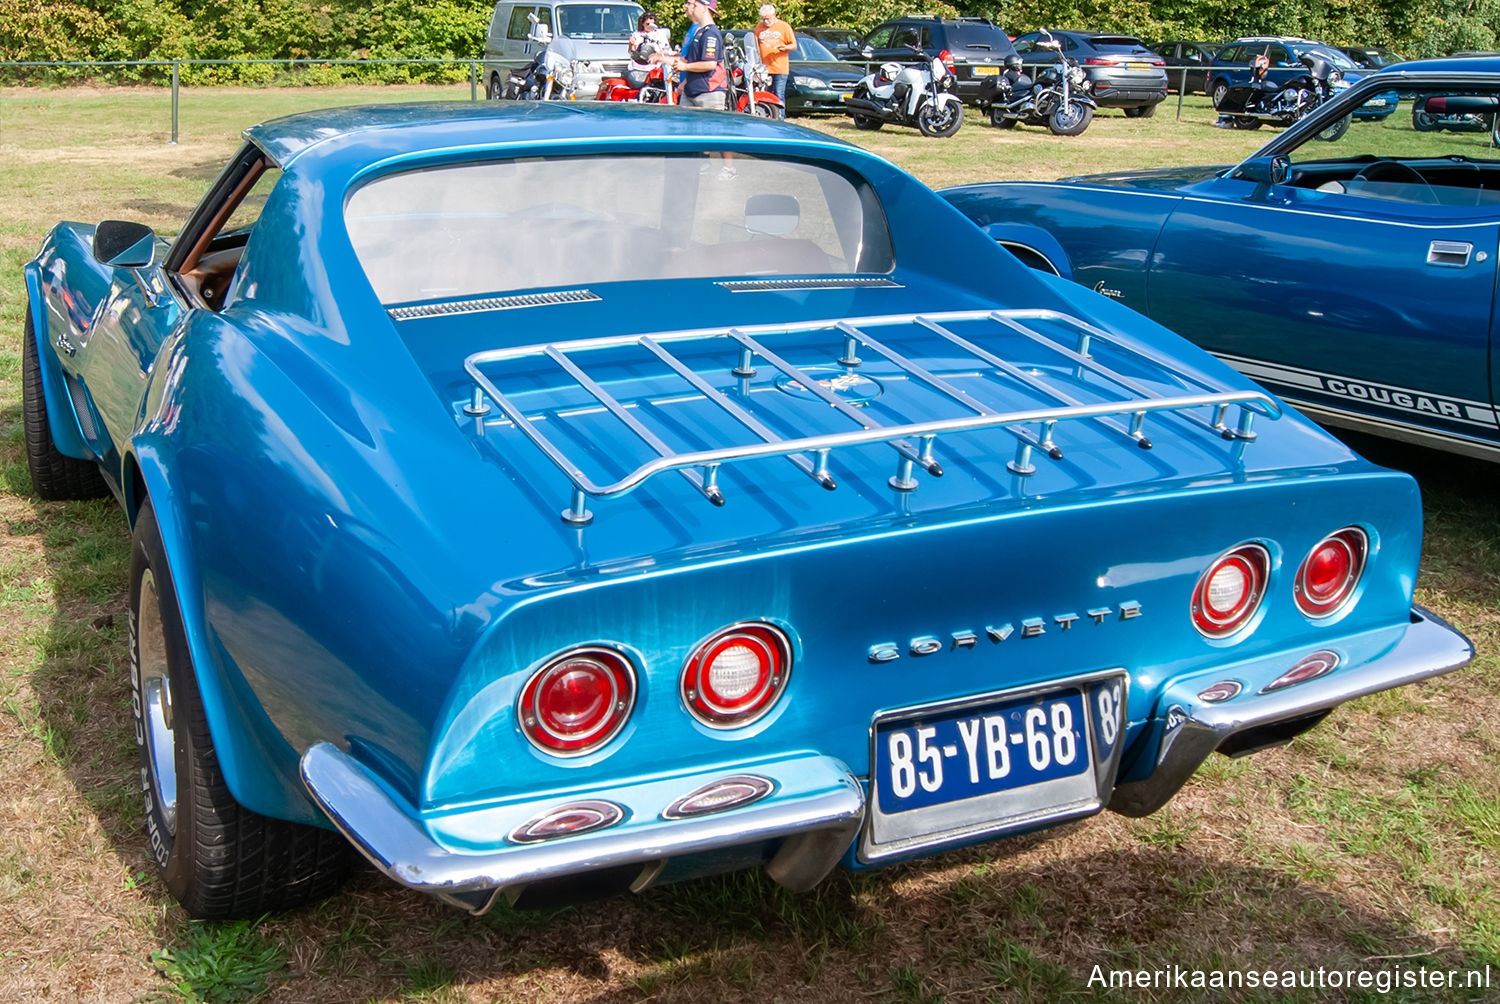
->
xmin=755 ymin=4 xmax=796 ymax=107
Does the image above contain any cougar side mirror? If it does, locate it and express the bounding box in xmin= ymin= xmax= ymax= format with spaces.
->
xmin=1236 ymin=155 xmax=1290 ymax=186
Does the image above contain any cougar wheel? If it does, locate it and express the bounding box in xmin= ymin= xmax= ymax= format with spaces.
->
xmin=131 ymin=501 xmax=348 ymax=918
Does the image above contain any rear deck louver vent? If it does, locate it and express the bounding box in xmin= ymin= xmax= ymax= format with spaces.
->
xmin=388 ymin=288 xmax=600 ymax=321
xmin=715 ymin=278 xmax=903 ymax=293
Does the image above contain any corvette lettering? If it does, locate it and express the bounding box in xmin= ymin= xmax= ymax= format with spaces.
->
xmin=869 ymin=601 xmax=1142 ymax=663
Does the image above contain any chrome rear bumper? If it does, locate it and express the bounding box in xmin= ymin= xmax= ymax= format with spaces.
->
xmin=300 ymin=747 xmax=863 ymax=914
xmin=1110 ymin=605 xmax=1472 ymax=816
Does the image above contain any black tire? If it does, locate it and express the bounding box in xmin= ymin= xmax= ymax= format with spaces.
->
xmin=916 ymin=99 xmax=962 ymax=138
xmin=131 ymin=501 xmax=348 ymax=918
xmin=1315 ymin=113 xmax=1351 ymax=142
xmin=751 ymin=100 xmax=784 ymax=120
xmin=21 ymin=307 xmax=108 ymax=501
xmin=1411 ymin=106 xmax=1439 ymax=131
xmin=1232 ymin=116 xmax=1263 ymax=130
xmin=1210 ymin=80 xmax=1229 ymax=109
xmin=989 ymin=106 xmax=1017 ymax=128
xmin=1047 ymin=100 xmax=1093 ymax=136
xmin=1123 ymin=104 xmax=1156 ymax=118
xmin=852 ymin=114 xmax=884 ymax=130
xmin=486 ymin=73 xmax=504 ymax=100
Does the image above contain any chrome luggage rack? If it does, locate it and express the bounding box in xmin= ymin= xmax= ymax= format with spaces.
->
xmin=461 ymin=309 xmax=1283 ymax=525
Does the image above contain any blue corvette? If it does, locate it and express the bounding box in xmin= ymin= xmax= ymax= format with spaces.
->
xmin=22 ymin=103 xmax=1471 ymax=918
xmin=945 ymin=58 xmax=1500 ymax=462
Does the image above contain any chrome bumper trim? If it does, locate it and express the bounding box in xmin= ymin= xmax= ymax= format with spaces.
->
xmin=300 ymin=745 xmax=864 ymax=913
xmin=1110 ymin=606 xmax=1472 ymax=817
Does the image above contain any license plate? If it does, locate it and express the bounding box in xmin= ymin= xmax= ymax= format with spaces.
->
xmin=875 ymin=688 xmax=1090 ymax=814
xmin=973 ymin=65 xmax=999 ymax=76
xmin=1128 ymin=61 xmax=1151 ymax=70
xmin=1367 ymin=97 xmax=1388 ymax=106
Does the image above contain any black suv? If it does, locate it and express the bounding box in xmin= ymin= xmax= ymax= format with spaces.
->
xmin=855 ymin=16 xmax=1018 ymax=104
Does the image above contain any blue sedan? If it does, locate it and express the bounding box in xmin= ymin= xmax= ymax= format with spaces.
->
xmin=944 ymin=57 xmax=1500 ymax=462
xmin=22 ymin=102 xmax=1470 ymax=919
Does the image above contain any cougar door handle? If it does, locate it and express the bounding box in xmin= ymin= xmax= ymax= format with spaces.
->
xmin=1427 ymin=240 xmax=1473 ymax=268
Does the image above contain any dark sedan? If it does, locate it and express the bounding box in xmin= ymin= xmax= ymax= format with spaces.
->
xmin=1151 ymin=40 xmax=1220 ymax=93
xmin=1014 ymin=30 xmax=1167 ymax=115
xmin=724 ymin=31 xmax=864 ymax=115
xmin=783 ymin=35 xmax=866 ymax=114
xmin=800 ymin=26 xmax=861 ymax=59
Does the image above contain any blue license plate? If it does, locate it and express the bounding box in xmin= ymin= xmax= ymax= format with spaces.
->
xmin=876 ymin=688 xmax=1090 ymax=814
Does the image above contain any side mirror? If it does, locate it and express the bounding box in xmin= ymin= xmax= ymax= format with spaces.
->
xmin=861 ymin=46 xmax=874 ymax=59
xmin=1236 ymin=154 xmax=1290 ymax=186
xmin=92 ymin=220 xmax=157 ymax=268
xmin=527 ymin=10 xmax=539 ymax=23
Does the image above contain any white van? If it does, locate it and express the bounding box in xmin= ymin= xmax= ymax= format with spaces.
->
xmin=484 ymin=2 xmax=645 ymax=100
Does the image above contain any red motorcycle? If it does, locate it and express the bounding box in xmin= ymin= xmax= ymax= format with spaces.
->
xmin=724 ymin=36 xmax=783 ymax=118
xmin=595 ymin=60 xmax=677 ymax=104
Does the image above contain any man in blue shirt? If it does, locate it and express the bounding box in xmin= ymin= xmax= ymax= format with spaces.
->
xmin=670 ymin=0 xmax=727 ymax=108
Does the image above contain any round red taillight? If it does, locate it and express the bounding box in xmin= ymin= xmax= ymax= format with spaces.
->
xmin=518 ymin=648 xmax=635 ymax=755
xmin=1295 ymin=528 xmax=1367 ymax=618
xmin=1191 ymin=544 xmax=1270 ymax=638
xmin=681 ymin=624 xmax=791 ymax=728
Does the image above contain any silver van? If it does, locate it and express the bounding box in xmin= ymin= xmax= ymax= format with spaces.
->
xmin=484 ymin=1 xmax=645 ymax=99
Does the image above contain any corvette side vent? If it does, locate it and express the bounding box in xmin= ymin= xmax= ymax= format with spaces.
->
xmin=388 ymin=288 xmax=600 ymax=321
xmin=461 ymin=309 xmax=1283 ymax=526
xmin=715 ymin=277 xmax=903 ymax=293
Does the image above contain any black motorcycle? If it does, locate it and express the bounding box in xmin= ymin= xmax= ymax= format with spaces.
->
xmin=978 ymin=43 xmax=1095 ymax=137
xmin=1213 ymin=52 xmax=1350 ymax=141
xmin=1412 ymin=93 xmax=1499 ymax=136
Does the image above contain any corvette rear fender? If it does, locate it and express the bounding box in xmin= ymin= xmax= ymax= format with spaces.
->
xmin=980 ymin=222 xmax=1075 ymax=280
xmin=128 ymin=439 xmax=330 ymax=826
xmin=22 ymin=261 xmax=94 ymax=461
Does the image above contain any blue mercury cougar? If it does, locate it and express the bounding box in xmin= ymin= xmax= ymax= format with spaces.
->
xmin=22 ymin=103 xmax=1471 ymax=918
xmin=944 ymin=58 xmax=1500 ymax=463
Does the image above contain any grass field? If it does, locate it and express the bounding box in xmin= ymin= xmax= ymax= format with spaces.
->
xmin=2 ymin=85 xmax=1499 ymax=1003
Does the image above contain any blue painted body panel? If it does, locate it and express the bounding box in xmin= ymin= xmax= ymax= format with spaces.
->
xmin=26 ymin=101 xmax=1465 ymax=885
xmin=942 ymin=60 xmax=1500 ymax=462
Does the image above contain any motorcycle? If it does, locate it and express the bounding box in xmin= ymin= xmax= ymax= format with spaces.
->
xmin=724 ymin=37 xmax=784 ymax=119
xmin=1213 ymin=51 xmax=1351 ymax=141
xmin=505 ymin=16 xmax=578 ymax=101
xmin=844 ymin=46 xmax=963 ymax=138
xmin=595 ymin=36 xmax=677 ymax=104
xmin=1412 ymin=93 xmax=1499 ymax=136
xmin=978 ymin=35 xmax=1095 ymax=136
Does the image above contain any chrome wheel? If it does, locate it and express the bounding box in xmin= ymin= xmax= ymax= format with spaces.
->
xmin=137 ymin=567 xmax=178 ymax=835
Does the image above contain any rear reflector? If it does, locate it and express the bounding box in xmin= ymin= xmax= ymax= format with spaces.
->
xmin=510 ymin=800 xmax=624 ymax=843
xmin=518 ymin=647 xmax=635 ymax=755
xmin=663 ymin=774 xmax=775 ymax=818
xmin=1262 ymin=650 xmax=1340 ymax=692
xmin=1295 ymin=528 xmax=1367 ymax=618
xmin=682 ymin=623 xmax=791 ymax=728
xmin=1191 ymin=544 xmax=1270 ymax=638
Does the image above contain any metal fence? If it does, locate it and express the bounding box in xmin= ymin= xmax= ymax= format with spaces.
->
xmin=0 ymin=59 xmax=488 ymax=143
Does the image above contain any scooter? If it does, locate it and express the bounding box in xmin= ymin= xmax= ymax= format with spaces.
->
xmin=844 ymin=46 xmax=963 ymax=137
xmin=979 ymin=35 xmax=1095 ymax=136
